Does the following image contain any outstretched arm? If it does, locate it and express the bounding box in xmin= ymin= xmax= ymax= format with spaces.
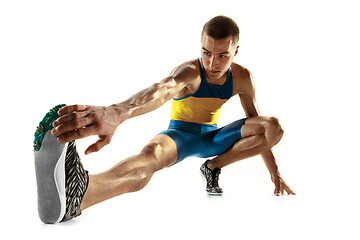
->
xmin=111 ymin=75 xmax=187 ymax=121
xmin=51 ymin=62 xmax=197 ymax=154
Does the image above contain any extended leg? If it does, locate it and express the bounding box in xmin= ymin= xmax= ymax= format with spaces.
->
xmin=80 ymin=134 xmax=177 ymax=210
xmin=207 ymin=116 xmax=283 ymax=170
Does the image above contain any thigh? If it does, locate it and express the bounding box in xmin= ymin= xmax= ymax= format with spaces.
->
xmin=201 ymin=118 xmax=248 ymax=158
xmin=240 ymin=116 xmax=268 ymax=138
xmin=241 ymin=116 xmax=283 ymax=147
xmin=157 ymin=129 xmax=202 ymax=165
xmin=240 ymin=116 xmax=281 ymax=138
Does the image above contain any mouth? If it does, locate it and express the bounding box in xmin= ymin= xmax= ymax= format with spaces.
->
xmin=209 ymin=70 xmax=220 ymax=74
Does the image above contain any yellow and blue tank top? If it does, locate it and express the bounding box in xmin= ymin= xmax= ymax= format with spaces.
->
xmin=170 ymin=59 xmax=233 ymax=125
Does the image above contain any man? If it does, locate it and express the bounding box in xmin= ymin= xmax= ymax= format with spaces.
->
xmin=33 ymin=16 xmax=295 ymax=224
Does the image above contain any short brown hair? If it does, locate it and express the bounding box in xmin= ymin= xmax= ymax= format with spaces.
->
xmin=202 ymin=15 xmax=239 ymax=44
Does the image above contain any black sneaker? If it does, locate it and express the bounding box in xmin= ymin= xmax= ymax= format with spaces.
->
xmin=200 ymin=160 xmax=223 ymax=196
xmin=34 ymin=104 xmax=89 ymax=224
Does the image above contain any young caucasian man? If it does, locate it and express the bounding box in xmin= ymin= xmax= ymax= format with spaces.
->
xmin=33 ymin=15 xmax=295 ymax=224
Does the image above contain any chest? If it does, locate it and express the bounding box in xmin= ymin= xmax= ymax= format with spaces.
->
xmin=181 ymin=74 xmax=231 ymax=98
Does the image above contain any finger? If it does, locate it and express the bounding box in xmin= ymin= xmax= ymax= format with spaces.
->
xmin=285 ymin=186 xmax=296 ymax=195
xmin=85 ymin=136 xmax=111 ymax=155
xmin=58 ymin=104 xmax=87 ymax=116
xmin=52 ymin=115 xmax=94 ymax=136
xmin=274 ymin=186 xmax=281 ymax=196
xmin=281 ymin=182 xmax=296 ymax=195
xmin=57 ymin=124 xmax=98 ymax=143
xmin=53 ymin=110 xmax=89 ymax=127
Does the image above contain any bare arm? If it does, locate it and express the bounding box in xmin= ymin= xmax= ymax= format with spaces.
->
xmin=52 ymin=62 xmax=197 ymax=154
xmin=239 ymin=69 xmax=294 ymax=195
xmin=110 ymin=75 xmax=187 ymax=122
xmin=112 ymin=61 xmax=197 ymax=121
xmin=239 ymin=70 xmax=280 ymax=176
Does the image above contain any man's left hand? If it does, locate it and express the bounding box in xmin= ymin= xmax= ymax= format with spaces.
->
xmin=271 ymin=174 xmax=296 ymax=196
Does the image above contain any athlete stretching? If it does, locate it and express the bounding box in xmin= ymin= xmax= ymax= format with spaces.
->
xmin=33 ymin=16 xmax=295 ymax=224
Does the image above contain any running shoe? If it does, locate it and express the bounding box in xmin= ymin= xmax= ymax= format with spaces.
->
xmin=34 ymin=104 xmax=89 ymax=224
xmin=200 ymin=160 xmax=223 ymax=196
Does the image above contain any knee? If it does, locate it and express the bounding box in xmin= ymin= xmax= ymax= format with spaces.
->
xmin=266 ymin=116 xmax=283 ymax=132
xmin=140 ymin=142 xmax=166 ymax=170
xmin=264 ymin=116 xmax=284 ymax=147
xmin=121 ymin=143 xmax=163 ymax=193
xmin=127 ymin=167 xmax=153 ymax=192
xmin=141 ymin=142 xmax=161 ymax=162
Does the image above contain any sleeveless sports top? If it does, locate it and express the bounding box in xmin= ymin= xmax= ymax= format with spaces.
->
xmin=170 ymin=58 xmax=233 ymax=125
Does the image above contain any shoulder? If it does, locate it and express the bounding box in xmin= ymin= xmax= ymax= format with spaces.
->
xmin=170 ymin=59 xmax=200 ymax=81
xmin=170 ymin=59 xmax=201 ymax=91
xmin=231 ymin=62 xmax=251 ymax=82
xmin=169 ymin=59 xmax=202 ymax=99
xmin=231 ymin=62 xmax=254 ymax=96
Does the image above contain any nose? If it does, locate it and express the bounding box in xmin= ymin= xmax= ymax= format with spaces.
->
xmin=209 ymin=56 xmax=217 ymax=69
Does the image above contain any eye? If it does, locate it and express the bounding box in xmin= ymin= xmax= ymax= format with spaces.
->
xmin=204 ymin=51 xmax=211 ymax=56
xmin=220 ymin=55 xmax=227 ymax=59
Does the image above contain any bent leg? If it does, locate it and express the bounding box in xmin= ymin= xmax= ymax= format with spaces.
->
xmin=80 ymin=134 xmax=177 ymax=210
xmin=207 ymin=116 xmax=284 ymax=170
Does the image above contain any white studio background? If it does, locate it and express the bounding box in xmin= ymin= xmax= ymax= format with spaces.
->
xmin=0 ymin=0 xmax=359 ymax=239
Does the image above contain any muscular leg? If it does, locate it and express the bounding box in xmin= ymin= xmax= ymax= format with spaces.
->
xmin=80 ymin=134 xmax=177 ymax=210
xmin=207 ymin=116 xmax=284 ymax=170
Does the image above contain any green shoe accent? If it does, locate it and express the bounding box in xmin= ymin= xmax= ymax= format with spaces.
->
xmin=33 ymin=104 xmax=66 ymax=151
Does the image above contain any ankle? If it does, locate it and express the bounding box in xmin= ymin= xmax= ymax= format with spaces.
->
xmin=206 ymin=160 xmax=216 ymax=171
xmin=80 ymin=175 xmax=94 ymax=210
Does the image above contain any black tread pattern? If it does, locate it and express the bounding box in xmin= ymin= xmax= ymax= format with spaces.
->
xmin=61 ymin=141 xmax=89 ymax=222
xmin=200 ymin=160 xmax=223 ymax=195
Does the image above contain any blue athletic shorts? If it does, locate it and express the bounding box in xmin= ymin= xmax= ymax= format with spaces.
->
xmin=158 ymin=118 xmax=247 ymax=165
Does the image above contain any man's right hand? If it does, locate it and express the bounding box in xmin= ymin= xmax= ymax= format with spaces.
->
xmin=51 ymin=104 xmax=127 ymax=155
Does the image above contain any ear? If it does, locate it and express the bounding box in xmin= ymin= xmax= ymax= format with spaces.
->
xmin=234 ymin=45 xmax=239 ymax=56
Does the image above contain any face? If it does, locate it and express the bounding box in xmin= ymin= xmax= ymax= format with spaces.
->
xmin=201 ymin=34 xmax=239 ymax=80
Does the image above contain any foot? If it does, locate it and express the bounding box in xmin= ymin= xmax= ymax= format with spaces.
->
xmin=34 ymin=104 xmax=89 ymax=224
xmin=200 ymin=160 xmax=223 ymax=196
